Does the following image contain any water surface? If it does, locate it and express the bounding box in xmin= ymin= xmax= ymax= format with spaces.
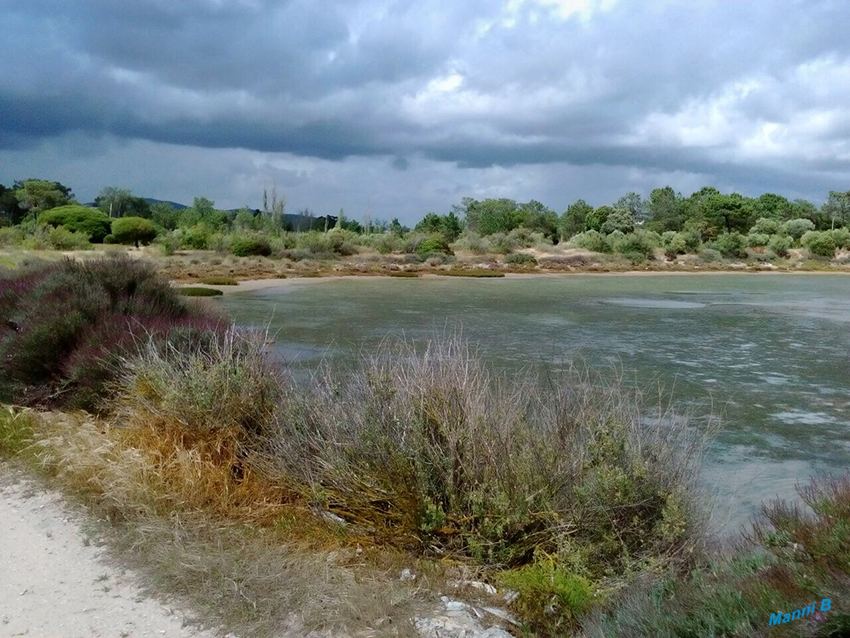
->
xmin=222 ymin=274 xmax=850 ymax=533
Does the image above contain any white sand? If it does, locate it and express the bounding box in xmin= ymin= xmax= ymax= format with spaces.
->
xmin=0 ymin=475 xmax=219 ymax=638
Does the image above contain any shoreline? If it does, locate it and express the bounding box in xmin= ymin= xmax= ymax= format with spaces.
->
xmin=175 ymin=268 xmax=850 ymax=295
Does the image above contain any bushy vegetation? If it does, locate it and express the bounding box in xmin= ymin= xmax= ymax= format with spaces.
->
xmin=111 ymin=216 xmax=158 ymax=247
xmin=39 ymin=205 xmax=112 ymax=242
xmin=179 ymin=286 xmax=225 ymax=297
xmin=0 ymin=258 xmax=222 ymax=409
xmin=801 ymin=230 xmax=837 ymax=258
xmin=230 ymin=235 xmax=272 ymax=257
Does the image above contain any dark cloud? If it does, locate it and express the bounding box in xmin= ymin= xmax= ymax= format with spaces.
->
xmin=1 ymin=0 xmax=850 ymax=217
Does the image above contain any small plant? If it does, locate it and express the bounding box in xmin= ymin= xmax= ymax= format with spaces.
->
xmin=179 ymin=287 xmax=224 ymax=297
xmin=571 ymin=230 xmax=610 ymax=253
xmin=782 ymin=218 xmax=816 ymax=241
xmin=415 ymin=236 xmax=453 ymax=256
xmin=750 ymin=217 xmax=782 ymax=235
xmin=698 ymin=247 xmax=722 ymax=263
xmin=831 ymin=227 xmax=850 ymax=249
xmin=387 ymin=271 xmax=420 ymax=278
xmin=612 ymin=232 xmax=655 ymax=259
xmin=747 ymin=232 xmax=770 ymax=248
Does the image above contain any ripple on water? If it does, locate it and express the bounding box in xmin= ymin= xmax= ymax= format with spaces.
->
xmin=771 ymin=410 xmax=839 ymax=426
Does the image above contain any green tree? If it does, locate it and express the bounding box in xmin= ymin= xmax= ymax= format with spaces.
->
xmin=110 ymin=217 xmax=158 ymax=247
xmin=559 ymin=200 xmax=593 ymax=239
xmin=600 ymin=208 xmax=635 ymax=234
xmin=415 ymin=213 xmax=443 ymax=234
xmin=614 ymin=192 xmax=649 ymax=223
xmin=752 ymin=193 xmax=792 ymax=220
xmin=464 ymin=199 xmax=522 ymax=235
xmin=14 ymin=179 xmax=73 ymax=215
xmin=822 ymin=191 xmax=850 ymax=229
xmin=518 ymin=200 xmax=558 ymax=240
xmin=95 ymin=187 xmax=150 ymax=218
xmin=698 ymin=193 xmax=755 ymax=237
xmin=648 ymin=187 xmax=685 ymax=231
xmin=389 ymin=218 xmax=407 ymax=236
xmin=38 ymin=205 xmax=111 ymax=242
xmin=150 ymin=203 xmax=179 ymax=230
xmin=0 ymin=184 xmax=21 ymax=224
xmin=585 ymin=206 xmax=613 ymax=232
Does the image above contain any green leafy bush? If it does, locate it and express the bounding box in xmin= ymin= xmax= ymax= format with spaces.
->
xmin=767 ymin=234 xmax=793 ymax=257
xmin=571 ymin=230 xmax=610 ymax=253
xmin=452 ymin=232 xmax=489 ymax=255
xmin=487 ymin=232 xmax=519 ymax=254
xmin=505 ymin=253 xmax=538 ymax=267
xmin=698 ymin=248 xmax=722 ymax=263
xmin=231 ymin=236 xmax=272 ymax=257
xmin=111 ymin=216 xmax=158 ymax=247
xmin=612 ymin=232 xmax=655 ymax=259
xmin=201 ymin=276 xmax=238 ymax=285
xmin=661 ymin=231 xmax=688 ymax=258
xmin=415 ymin=236 xmax=452 ymax=256
xmin=801 ymin=230 xmax=837 ymax=258
xmin=713 ymin=232 xmax=748 ymax=258
xmin=750 ymin=217 xmax=782 ymax=235
xmin=179 ymin=225 xmax=212 ymax=250
xmin=782 ymin=218 xmax=815 ymax=241
xmin=39 ymin=205 xmax=111 ymax=243
xmin=600 ymin=208 xmax=635 ymax=234
xmin=746 ymin=232 xmax=770 ymax=248
xmin=830 ymin=227 xmax=850 ymax=249
xmin=0 ymin=227 xmax=25 ymax=247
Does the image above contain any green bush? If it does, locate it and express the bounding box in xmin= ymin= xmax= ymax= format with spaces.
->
xmin=698 ymin=248 xmax=722 ymax=263
xmin=231 ymin=236 xmax=272 ymax=257
xmin=0 ymin=227 xmax=25 ymax=247
xmin=767 ymin=234 xmax=793 ymax=257
xmin=572 ymin=230 xmax=610 ymax=253
xmin=179 ymin=225 xmax=212 ymax=250
xmin=505 ymin=253 xmax=538 ymax=267
xmin=111 ymin=216 xmax=158 ymax=247
xmin=830 ymin=227 xmax=850 ymax=249
xmin=442 ymin=269 xmax=504 ymax=277
xmin=600 ymin=208 xmax=635 ymax=235
xmin=39 ymin=205 xmax=111 ymax=243
xmin=713 ymin=232 xmax=748 ymax=258
xmin=661 ymin=231 xmax=688 ymax=258
xmin=746 ymin=232 xmax=770 ymax=248
xmin=415 ymin=236 xmax=452 ymax=256
xmin=612 ymin=232 xmax=655 ymax=259
xmin=487 ymin=232 xmax=519 ymax=254
xmin=801 ymin=230 xmax=837 ymax=258
xmin=750 ymin=217 xmax=782 ymax=235
xmin=782 ymin=218 xmax=815 ymax=241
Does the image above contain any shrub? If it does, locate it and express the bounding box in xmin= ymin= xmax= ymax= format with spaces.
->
xmin=487 ymin=232 xmax=519 ymax=254
xmin=767 ymin=234 xmax=793 ymax=257
xmin=571 ymin=230 xmax=610 ymax=253
xmin=0 ymin=257 xmax=222 ymax=409
xmin=505 ymin=253 xmax=538 ymax=267
xmin=830 ymin=227 xmax=850 ymax=249
xmin=39 ymin=205 xmax=111 ymax=243
xmin=713 ymin=232 xmax=748 ymax=258
xmin=0 ymin=227 xmax=25 ymax=247
xmin=600 ymin=208 xmax=635 ymax=235
xmin=698 ymin=248 xmax=722 ymax=263
xmin=442 ymin=269 xmax=504 ymax=277
xmin=782 ymin=218 xmax=815 ymax=241
xmin=179 ymin=287 xmax=225 ymax=297
xmin=612 ymin=232 xmax=655 ymax=259
xmin=801 ymin=230 xmax=837 ymax=258
xmin=231 ymin=236 xmax=272 ymax=257
xmin=452 ymin=232 xmax=489 ymax=255
xmin=179 ymin=225 xmax=211 ymax=250
xmin=266 ymin=337 xmax=707 ymax=584
xmin=747 ymin=232 xmax=770 ymax=248
xmin=661 ymin=231 xmax=688 ymax=258
xmin=415 ymin=236 xmax=452 ymax=256
xmin=750 ymin=217 xmax=782 ymax=235
xmin=111 ymin=216 xmax=158 ymax=247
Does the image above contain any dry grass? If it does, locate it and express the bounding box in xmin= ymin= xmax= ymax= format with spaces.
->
xmin=2 ymin=408 xmax=438 ymax=638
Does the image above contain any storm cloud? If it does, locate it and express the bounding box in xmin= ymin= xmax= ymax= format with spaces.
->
xmin=1 ymin=0 xmax=849 ymax=220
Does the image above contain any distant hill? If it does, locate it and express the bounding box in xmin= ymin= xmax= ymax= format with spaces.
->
xmin=144 ymin=198 xmax=188 ymax=210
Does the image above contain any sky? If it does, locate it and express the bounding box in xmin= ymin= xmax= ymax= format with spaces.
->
xmin=1 ymin=0 xmax=849 ymax=223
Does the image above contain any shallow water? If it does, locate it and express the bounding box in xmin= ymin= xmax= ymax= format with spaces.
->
xmin=222 ymin=274 xmax=850 ymax=534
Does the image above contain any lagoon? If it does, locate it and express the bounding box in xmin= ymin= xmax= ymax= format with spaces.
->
xmin=223 ymin=273 xmax=850 ymax=533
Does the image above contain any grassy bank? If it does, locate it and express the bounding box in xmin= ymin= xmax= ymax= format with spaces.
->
xmin=1 ymin=258 xmax=848 ymax=637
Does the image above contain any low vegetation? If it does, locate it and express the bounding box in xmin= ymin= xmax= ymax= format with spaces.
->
xmin=1 ymin=260 xmax=848 ymax=637
xmin=178 ymin=286 xmax=225 ymax=297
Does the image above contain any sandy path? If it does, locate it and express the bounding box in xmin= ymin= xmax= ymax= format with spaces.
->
xmin=0 ymin=476 xmax=219 ymax=638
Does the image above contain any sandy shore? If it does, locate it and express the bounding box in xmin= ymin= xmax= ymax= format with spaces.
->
xmin=0 ymin=474 xmax=218 ymax=638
